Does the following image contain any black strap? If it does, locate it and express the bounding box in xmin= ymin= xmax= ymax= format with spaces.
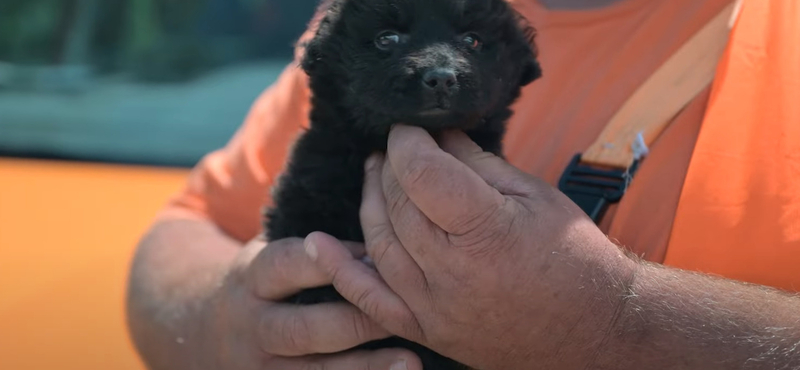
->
xmin=557 ymin=154 xmax=640 ymax=223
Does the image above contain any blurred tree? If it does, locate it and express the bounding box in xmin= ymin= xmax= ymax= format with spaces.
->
xmin=124 ymin=0 xmax=218 ymax=82
xmin=0 ymin=0 xmax=319 ymax=83
xmin=61 ymin=0 xmax=101 ymax=65
xmin=0 ymin=0 xmax=64 ymax=64
xmin=250 ymin=0 xmax=319 ymax=58
xmin=124 ymin=0 xmax=162 ymax=66
xmin=90 ymin=0 xmax=128 ymax=73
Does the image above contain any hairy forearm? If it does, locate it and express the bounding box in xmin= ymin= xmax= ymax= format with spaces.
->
xmin=125 ymin=218 xmax=242 ymax=370
xmin=595 ymin=261 xmax=800 ymax=370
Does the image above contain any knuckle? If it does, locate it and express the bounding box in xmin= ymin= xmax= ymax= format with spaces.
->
xmin=384 ymin=182 xmax=411 ymax=217
xmin=371 ymin=238 xmax=394 ymax=269
xmin=351 ymin=285 xmax=405 ymax=333
xmin=231 ymin=244 xmax=267 ymax=287
xmin=331 ymin=271 xmax=359 ymax=302
xmin=356 ymin=288 xmax=417 ymax=338
xmin=224 ymin=260 xmax=249 ymax=289
xmin=450 ymin=206 xmax=519 ymax=258
xmin=258 ymin=313 xmax=277 ymax=353
xmin=352 ymin=287 xmax=382 ymax=320
xmin=364 ymin=224 xmax=396 ymax=263
xmin=447 ymin=202 xmax=500 ymax=236
xmin=255 ymin=244 xmax=296 ymax=296
xmin=349 ymin=310 xmax=374 ymax=342
xmin=397 ymin=311 xmax=426 ymax=343
xmin=401 ymin=156 xmax=442 ymax=191
xmin=271 ymin=244 xmax=299 ymax=276
xmin=364 ymin=217 xmax=392 ymax=243
xmin=278 ymin=314 xmax=313 ymax=355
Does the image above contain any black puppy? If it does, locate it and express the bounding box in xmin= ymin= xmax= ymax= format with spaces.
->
xmin=265 ymin=0 xmax=541 ymax=368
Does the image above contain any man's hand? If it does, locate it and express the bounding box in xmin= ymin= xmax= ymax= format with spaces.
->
xmin=305 ymin=126 xmax=636 ymax=370
xmin=127 ymin=220 xmax=421 ymax=370
xmin=194 ymin=237 xmax=422 ymax=369
xmin=307 ymin=125 xmax=800 ymax=370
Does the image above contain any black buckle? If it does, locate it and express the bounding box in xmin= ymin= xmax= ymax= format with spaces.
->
xmin=557 ymin=154 xmax=640 ymax=223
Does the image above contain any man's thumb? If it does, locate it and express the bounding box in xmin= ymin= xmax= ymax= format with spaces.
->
xmin=439 ymin=130 xmax=542 ymax=196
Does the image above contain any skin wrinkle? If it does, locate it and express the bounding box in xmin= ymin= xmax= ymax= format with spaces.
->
xmin=382 ymin=161 xmax=444 ymax=266
xmin=446 ymin=204 xmax=516 ymax=260
xmin=384 ymin=184 xmax=416 ymax=231
xmin=368 ymin=227 xmax=402 ymax=276
xmin=446 ymin=199 xmax=504 ymax=238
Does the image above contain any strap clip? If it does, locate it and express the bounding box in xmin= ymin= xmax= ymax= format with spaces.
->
xmin=557 ymin=154 xmax=640 ymax=223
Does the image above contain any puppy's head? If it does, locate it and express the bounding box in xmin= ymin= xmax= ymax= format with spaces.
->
xmin=301 ymin=0 xmax=541 ymax=133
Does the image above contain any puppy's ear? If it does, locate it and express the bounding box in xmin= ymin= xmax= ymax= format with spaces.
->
xmin=519 ymin=57 xmax=542 ymax=86
xmin=298 ymin=0 xmax=338 ymax=75
xmin=510 ymin=12 xmax=542 ymax=86
xmin=300 ymin=38 xmax=323 ymax=75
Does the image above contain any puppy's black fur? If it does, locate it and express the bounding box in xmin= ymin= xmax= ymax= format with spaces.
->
xmin=265 ymin=0 xmax=541 ymax=368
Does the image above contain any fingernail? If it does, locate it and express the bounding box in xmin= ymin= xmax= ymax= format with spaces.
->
xmin=304 ymin=239 xmax=318 ymax=261
xmin=361 ymin=255 xmax=376 ymax=269
xmin=390 ymin=359 xmax=408 ymax=370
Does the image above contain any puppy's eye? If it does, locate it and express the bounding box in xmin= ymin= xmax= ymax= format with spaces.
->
xmin=461 ymin=33 xmax=482 ymax=50
xmin=375 ymin=31 xmax=403 ymax=50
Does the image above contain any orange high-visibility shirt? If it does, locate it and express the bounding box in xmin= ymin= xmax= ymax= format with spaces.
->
xmin=158 ymin=0 xmax=800 ymax=291
xmin=665 ymin=0 xmax=800 ymax=290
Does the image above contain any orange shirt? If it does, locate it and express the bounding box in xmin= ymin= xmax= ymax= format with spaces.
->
xmin=158 ymin=0 xmax=800 ymax=290
xmin=665 ymin=0 xmax=800 ymax=290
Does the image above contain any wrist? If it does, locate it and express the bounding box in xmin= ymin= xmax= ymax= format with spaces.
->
xmin=510 ymin=238 xmax=639 ymax=370
xmin=583 ymin=252 xmax=642 ymax=370
xmin=532 ymin=236 xmax=639 ymax=370
xmin=587 ymin=261 xmax=800 ymax=370
xmin=577 ymin=243 xmax=640 ymax=369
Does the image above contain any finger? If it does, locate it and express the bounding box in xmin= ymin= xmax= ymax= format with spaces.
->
xmin=259 ymin=301 xmax=392 ymax=356
xmin=249 ymin=237 xmax=366 ymax=300
xmin=438 ymin=130 xmax=544 ymax=196
xmin=360 ymin=154 xmax=428 ymax=301
xmin=381 ymin=154 xmax=447 ymax=270
xmin=386 ymin=125 xmax=505 ymax=235
xmin=266 ymin=348 xmax=423 ymax=370
xmin=305 ymin=231 xmax=425 ymax=342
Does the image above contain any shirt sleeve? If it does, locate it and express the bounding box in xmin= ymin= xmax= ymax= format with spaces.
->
xmin=155 ymin=61 xmax=311 ymax=242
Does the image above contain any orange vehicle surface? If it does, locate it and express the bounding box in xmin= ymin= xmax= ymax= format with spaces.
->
xmin=0 ymin=158 xmax=188 ymax=370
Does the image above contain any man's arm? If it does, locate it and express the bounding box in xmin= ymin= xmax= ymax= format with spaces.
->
xmin=594 ymin=261 xmax=800 ymax=370
xmin=126 ymin=218 xmax=241 ymax=369
xmin=127 ymin=217 xmax=420 ymax=370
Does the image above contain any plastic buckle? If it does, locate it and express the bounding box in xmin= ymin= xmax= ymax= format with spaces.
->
xmin=557 ymin=154 xmax=640 ymax=223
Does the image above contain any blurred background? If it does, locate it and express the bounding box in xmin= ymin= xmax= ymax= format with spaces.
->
xmin=0 ymin=0 xmax=318 ymax=368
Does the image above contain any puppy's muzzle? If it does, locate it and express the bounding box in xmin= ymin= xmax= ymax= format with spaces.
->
xmin=423 ymin=68 xmax=457 ymax=95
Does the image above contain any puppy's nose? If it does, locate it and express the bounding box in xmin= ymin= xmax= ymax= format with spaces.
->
xmin=423 ymin=69 xmax=457 ymax=92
